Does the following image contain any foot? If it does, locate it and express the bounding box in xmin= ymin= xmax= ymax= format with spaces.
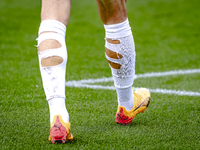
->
xmin=49 ymin=115 xmax=73 ymax=144
xmin=115 ymin=88 xmax=151 ymax=125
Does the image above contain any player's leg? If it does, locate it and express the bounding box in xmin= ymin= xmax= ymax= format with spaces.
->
xmin=96 ymin=0 xmax=134 ymax=110
xmin=37 ymin=0 xmax=73 ymax=143
xmin=96 ymin=0 xmax=151 ymax=125
xmin=96 ymin=0 xmax=127 ymax=25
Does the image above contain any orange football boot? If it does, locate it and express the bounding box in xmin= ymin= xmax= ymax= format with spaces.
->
xmin=116 ymin=88 xmax=151 ymax=125
xmin=49 ymin=115 xmax=73 ymax=144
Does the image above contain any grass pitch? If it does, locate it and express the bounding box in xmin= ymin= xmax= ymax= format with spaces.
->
xmin=0 ymin=0 xmax=200 ymax=149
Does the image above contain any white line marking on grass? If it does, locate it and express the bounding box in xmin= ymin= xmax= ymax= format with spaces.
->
xmin=65 ymin=68 xmax=200 ymax=96
xmin=135 ymin=68 xmax=200 ymax=79
xmin=147 ymin=88 xmax=200 ymax=97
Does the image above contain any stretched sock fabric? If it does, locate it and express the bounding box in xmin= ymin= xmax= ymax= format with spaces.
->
xmin=104 ymin=19 xmax=135 ymax=111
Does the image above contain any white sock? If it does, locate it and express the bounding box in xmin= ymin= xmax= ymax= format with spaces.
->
xmin=104 ymin=19 xmax=135 ymax=111
xmin=116 ymin=87 xmax=134 ymax=111
xmin=48 ymin=98 xmax=69 ymax=123
xmin=37 ymin=20 xmax=69 ymax=123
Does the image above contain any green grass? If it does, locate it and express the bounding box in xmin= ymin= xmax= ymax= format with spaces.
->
xmin=0 ymin=0 xmax=200 ymax=149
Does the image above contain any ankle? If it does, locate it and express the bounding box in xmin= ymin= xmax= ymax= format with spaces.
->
xmin=48 ymin=98 xmax=69 ymax=123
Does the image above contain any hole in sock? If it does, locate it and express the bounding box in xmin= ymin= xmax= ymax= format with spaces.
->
xmin=41 ymin=56 xmax=63 ymax=67
xmin=105 ymin=47 xmax=123 ymax=59
xmin=38 ymin=39 xmax=61 ymax=53
xmin=107 ymin=59 xmax=121 ymax=69
xmin=106 ymin=38 xmax=120 ymax=44
xmin=39 ymin=39 xmax=63 ymax=67
xmin=105 ymin=39 xmax=122 ymax=69
xmin=105 ymin=48 xmax=122 ymax=69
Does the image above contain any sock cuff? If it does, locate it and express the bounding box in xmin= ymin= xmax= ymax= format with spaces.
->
xmin=104 ymin=19 xmax=132 ymax=39
xmin=38 ymin=20 xmax=66 ymax=37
